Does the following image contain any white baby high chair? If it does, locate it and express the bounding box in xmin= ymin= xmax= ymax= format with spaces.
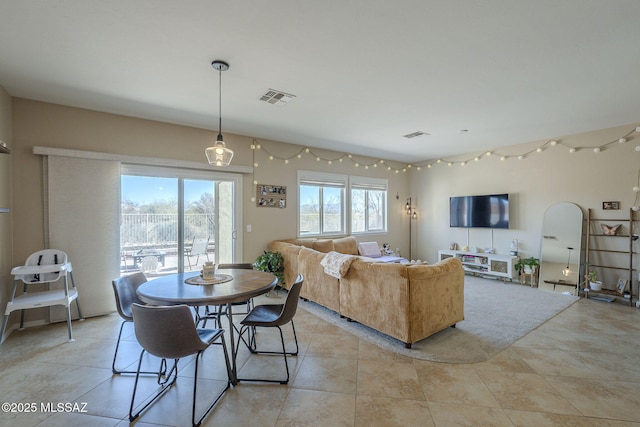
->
xmin=0 ymin=249 xmax=83 ymax=344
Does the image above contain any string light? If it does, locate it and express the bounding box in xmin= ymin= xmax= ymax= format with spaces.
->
xmin=247 ymin=125 xmax=639 ymax=174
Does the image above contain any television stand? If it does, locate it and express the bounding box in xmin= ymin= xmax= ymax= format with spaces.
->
xmin=438 ymin=250 xmax=517 ymax=282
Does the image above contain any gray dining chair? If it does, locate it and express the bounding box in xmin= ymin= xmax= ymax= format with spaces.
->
xmin=129 ymin=303 xmax=231 ymax=427
xmin=111 ymin=272 xmax=166 ymax=375
xmin=196 ymin=263 xmax=254 ymax=329
xmin=235 ymin=274 xmax=303 ymax=384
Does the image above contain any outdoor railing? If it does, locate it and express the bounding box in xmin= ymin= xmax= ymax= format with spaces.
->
xmin=120 ymin=213 xmax=215 ymax=248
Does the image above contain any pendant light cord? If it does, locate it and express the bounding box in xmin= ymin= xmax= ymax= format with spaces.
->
xmin=218 ymin=66 xmax=223 ymax=138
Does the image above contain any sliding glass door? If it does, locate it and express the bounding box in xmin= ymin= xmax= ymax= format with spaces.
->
xmin=120 ymin=165 xmax=241 ymax=276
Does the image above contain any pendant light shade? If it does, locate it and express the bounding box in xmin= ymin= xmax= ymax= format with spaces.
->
xmin=205 ymin=138 xmax=234 ymax=166
xmin=206 ymin=60 xmax=234 ymax=166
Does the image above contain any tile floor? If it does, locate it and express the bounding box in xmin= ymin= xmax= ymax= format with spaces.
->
xmin=1 ymin=280 xmax=640 ymax=426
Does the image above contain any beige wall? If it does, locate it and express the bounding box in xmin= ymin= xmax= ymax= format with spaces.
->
xmin=0 ymin=85 xmax=13 ymax=327
xmin=412 ymin=122 xmax=640 ymax=293
xmin=11 ymin=98 xmax=409 ymax=265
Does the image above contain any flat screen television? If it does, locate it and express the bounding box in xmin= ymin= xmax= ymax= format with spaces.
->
xmin=449 ymin=194 xmax=509 ymax=229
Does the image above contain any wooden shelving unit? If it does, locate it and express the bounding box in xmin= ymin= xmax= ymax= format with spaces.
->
xmin=584 ymin=208 xmax=638 ymax=306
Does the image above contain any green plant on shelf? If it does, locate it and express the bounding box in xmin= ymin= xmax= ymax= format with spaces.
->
xmin=514 ymin=257 xmax=539 ymax=273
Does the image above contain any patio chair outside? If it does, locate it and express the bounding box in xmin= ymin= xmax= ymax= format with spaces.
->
xmin=185 ymin=237 xmax=210 ymax=270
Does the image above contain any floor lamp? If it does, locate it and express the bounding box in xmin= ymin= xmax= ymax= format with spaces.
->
xmin=405 ymin=198 xmax=417 ymax=259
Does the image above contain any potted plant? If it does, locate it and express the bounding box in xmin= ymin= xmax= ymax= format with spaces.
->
xmin=588 ymin=269 xmax=602 ymax=291
xmin=253 ymin=250 xmax=285 ymax=293
xmin=514 ymin=257 xmax=539 ymax=274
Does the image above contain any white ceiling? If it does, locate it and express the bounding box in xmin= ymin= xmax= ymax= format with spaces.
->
xmin=1 ymin=1 xmax=639 ymax=162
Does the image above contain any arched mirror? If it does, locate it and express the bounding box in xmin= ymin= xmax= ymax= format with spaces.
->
xmin=539 ymin=202 xmax=583 ymax=294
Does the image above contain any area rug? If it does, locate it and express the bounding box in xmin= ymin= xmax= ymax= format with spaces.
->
xmin=298 ymin=275 xmax=579 ymax=363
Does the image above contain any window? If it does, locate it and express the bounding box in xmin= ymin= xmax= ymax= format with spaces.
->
xmin=351 ymin=177 xmax=387 ymax=233
xmin=297 ymin=171 xmax=387 ymax=237
xmin=298 ymin=171 xmax=346 ymax=236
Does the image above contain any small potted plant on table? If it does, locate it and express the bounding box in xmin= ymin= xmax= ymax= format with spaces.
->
xmin=514 ymin=257 xmax=539 ymax=286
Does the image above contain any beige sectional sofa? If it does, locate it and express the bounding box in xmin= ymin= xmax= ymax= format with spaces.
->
xmin=268 ymin=236 xmax=464 ymax=348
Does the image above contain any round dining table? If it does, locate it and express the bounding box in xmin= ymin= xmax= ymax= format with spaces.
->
xmin=136 ymin=269 xmax=277 ymax=384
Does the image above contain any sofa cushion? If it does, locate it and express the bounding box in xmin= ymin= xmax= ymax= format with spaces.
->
xmin=295 ymin=238 xmax=317 ymax=248
xmin=333 ymin=236 xmax=359 ymax=255
xmin=298 ymin=247 xmax=341 ymax=312
xmin=312 ymin=239 xmax=335 ymax=253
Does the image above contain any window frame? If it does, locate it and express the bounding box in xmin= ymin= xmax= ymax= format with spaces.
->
xmin=297 ymin=170 xmax=388 ymax=237
xmin=121 ymin=164 xmax=243 ymax=266
xmin=350 ymin=176 xmax=388 ymax=235
xmin=297 ymin=171 xmax=347 ymax=237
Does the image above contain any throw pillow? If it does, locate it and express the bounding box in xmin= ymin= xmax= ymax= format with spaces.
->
xmin=358 ymin=241 xmax=381 ymax=258
xmin=312 ymin=239 xmax=335 ymax=253
xmin=334 ymin=236 xmax=359 ymax=255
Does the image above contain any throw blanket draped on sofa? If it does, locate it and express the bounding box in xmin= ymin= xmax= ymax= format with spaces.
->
xmin=320 ymin=251 xmax=357 ymax=278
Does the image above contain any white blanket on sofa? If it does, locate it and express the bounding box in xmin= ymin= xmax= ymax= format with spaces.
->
xmin=321 ymin=251 xmax=356 ymax=278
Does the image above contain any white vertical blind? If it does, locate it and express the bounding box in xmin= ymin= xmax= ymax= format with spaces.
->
xmin=46 ymin=156 xmax=121 ymax=319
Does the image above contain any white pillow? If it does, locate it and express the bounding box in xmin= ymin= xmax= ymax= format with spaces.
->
xmin=358 ymin=241 xmax=381 ymax=258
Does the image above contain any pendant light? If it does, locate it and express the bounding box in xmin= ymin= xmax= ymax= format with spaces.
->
xmin=562 ymin=247 xmax=573 ymax=277
xmin=205 ymin=60 xmax=234 ymax=166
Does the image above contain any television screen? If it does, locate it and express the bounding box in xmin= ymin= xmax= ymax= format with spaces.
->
xmin=450 ymin=194 xmax=509 ymax=229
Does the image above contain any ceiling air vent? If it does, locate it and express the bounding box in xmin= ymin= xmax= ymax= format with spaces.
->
xmin=259 ymin=89 xmax=296 ymax=105
xmin=403 ymin=131 xmax=429 ymax=139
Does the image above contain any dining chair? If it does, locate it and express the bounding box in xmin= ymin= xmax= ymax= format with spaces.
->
xmin=129 ymin=303 xmax=231 ymax=427
xmin=235 ymin=274 xmax=303 ymax=384
xmin=195 ymin=263 xmax=254 ymax=329
xmin=112 ymin=272 xmax=165 ymax=375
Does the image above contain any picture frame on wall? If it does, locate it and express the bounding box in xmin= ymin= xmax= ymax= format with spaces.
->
xmin=616 ymin=277 xmax=629 ymax=294
xmin=256 ymin=184 xmax=286 ymax=208
xmin=602 ymin=201 xmax=619 ymax=210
